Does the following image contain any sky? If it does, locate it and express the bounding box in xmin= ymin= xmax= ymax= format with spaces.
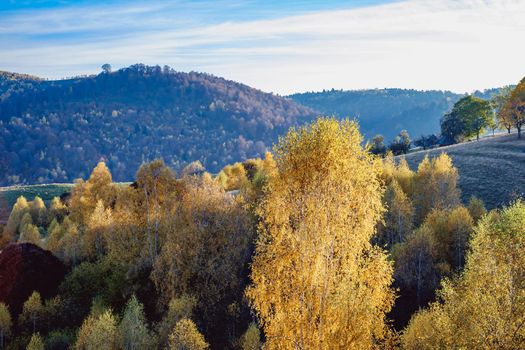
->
xmin=0 ymin=0 xmax=524 ymax=95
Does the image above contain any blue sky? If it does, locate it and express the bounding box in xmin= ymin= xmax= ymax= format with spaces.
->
xmin=1 ymin=0 xmax=524 ymax=94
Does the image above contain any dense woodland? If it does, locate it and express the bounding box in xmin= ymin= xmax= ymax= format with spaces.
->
xmin=0 ymin=65 xmax=315 ymax=185
xmin=1 ymin=110 xmax=525 ymax=348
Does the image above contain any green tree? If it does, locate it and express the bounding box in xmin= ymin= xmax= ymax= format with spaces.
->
xmin=246 ymin=118 xmax=394 ymax=349
xmin=168 ymin=319 xmax=208 ymax=350
xmin=370 ymin=134 xmax=387 ymax=156
xmin=467 ymin=196 xmax=486 ymax=224
xmin=118 ymin=295 xmax=154 ymax=350
xmin=389 ymin=130 xmax=411 ymax=155
xmin=0 ymin=303 xmax=11 ymax=350
xmin=441 ymin=95 xmax=493 ymax=142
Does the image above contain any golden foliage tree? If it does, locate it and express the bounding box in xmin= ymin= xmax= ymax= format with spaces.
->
xmin=70 ymin=162 xmax=116 ymax=228
xmin=29 ymin=196 xmax=47 ymax=228
xmin=402 ymin=201 xmax=525 ymax=349
xmin=151 ymin=174 xmax=254 ymax=346
xmin=378 ymin=180 xmax=414 ymax=247
xmin=216 ymin=162 xmax=247 ymax=191
xmin=18 ymin=221 xmax=41 ymax=246
xmin=83 ymin=200 xmax=112 ymax=259
xmin=247 ymin=118 xmax=394 ymax=349
xmin=3 ymin=196 xmax=29 ymax=240
xmin=168 ymin=318 xmax=208 ymax=350
xmin=26 ymin=333 xmax=44 ymax=350
xmin=76 ymin=309 xmax=118 ymax=350
xmin=501 ymin=77 xmax=525 ymax=138
xmin=157 ymin=295 xmax=197 ymax=348
xmin=393 ymin=207 xmax=474 ymax=307
xmin=19 ymin=292 xmax=44 ymax=334
xmin=135 ymin=159 xmax=178 ymax=263
xmin=413 ymin=154 xmax=460 ymax=224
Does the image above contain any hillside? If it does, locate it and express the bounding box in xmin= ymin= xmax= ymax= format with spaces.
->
xmin=289 ymin=89 xmax=460 ymax=140
xmin=0 ymin=65 xmax=316 ymax=185
xmin=289 ymin=88 xmax=505 ymax=141
xmin=402 ymin=132 xmax=525 ymax=209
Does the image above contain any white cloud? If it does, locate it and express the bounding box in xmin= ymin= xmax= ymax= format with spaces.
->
xmin=1 ymin=0 xmax=524 ymax=94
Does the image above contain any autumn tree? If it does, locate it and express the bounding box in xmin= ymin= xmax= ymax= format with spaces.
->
xmin=157 ymin=295 xmax=197 ymax=348
xmin=168 ymin=319 xmax=208 ymax=350
xmin=393 ymin=206 xmax=474 ymax=309
xmin=491 ymin=86 xmax=513 ymax=133
xmin=49 ymin=196 xmax=68 ymax=222
xmin=69 ymin=162 xmax=116 ymax=228
xmin=76 ymin=309 xmax=118 ymax=350
xmin=413 ymin=154 xmax=460 ymax=224
xmin=26 ymin=333 xmax=44 ymax=350
xmin=18 ymin=222 xmax=41 ymax=246
xmin=118 ymin=295 xmax=155 ymax=350
xmin=0 ymin=303 xmax=11 ymax=350
xmin=502 ymin=77 xmax=525 ymax=138
xmin=83 ymin=200 xmax=112 ymax=259
xmin=377 ymin=180 xmax=414 ymax=247
xmin=30 ymin=196 xmax=47 ymax=228
xmin=239 ymin=323 xmax=262 ymax=350
xmin=402 ymin=201 xmax=525 ymax=349
xmin=135 ymin=159 xmax=177 ymax=263
xmin=3 ymin=195 xmax=29 ymax=240
xmin=59 ymin=217 xmax=81 ymax=265
xmin=19 ymin=292 xmax=44 ymax=334
xmin=46 ymin=219 xmax=64 ymax=254
xmin=216 ymin=162 xmax=247 ymax=191
xmin=151 ymin=175 xmax=254 ymax=347
xmin=467 ymin=195 xmax=486 ymax=224
xmin=247 ymin=118 xmax=394 ymax=349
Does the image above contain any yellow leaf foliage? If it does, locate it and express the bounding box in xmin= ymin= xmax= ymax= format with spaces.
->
xmin=247 ymin=118 xmax=394 ymax=349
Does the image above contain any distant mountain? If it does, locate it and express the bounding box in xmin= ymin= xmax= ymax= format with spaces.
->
xmin=0 ymin=65 xmax=316 ymax=185
xmin=289 ymin=88 xmax=463 ymax=141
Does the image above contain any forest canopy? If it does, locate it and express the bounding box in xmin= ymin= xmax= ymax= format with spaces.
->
xmin=0 ymin=117 xmax=524 ymax=350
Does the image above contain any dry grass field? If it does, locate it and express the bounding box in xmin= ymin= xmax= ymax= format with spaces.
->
xmin=403 ymin=132 xmax=525 ymax=210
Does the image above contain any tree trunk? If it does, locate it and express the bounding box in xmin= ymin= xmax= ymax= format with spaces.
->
xmin=507 ymin=127 xmax=511 ymax=134
xmin=518 ymin=126 xmax=522 ymax=139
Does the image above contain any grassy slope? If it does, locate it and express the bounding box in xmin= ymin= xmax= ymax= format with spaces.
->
xmin=402 ymin=132 xmax=525 ymax=210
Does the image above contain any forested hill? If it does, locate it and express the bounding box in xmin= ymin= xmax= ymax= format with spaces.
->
xmin=0 ymin=65 xmax=316 ymax=185
xmin=289 ymin=88 xmax=512 ymax=141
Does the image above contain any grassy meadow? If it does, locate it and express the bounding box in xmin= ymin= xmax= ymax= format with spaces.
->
xmin=403 ymin=132 xmax=525 ymax=209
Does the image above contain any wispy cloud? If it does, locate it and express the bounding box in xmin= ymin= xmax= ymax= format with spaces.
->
xmin=0 ymin=0 xmax=524 ymax=94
